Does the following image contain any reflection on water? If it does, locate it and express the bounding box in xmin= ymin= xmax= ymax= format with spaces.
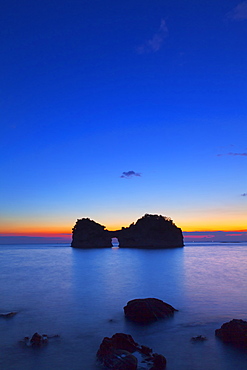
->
xmin=0 ymin=243 xmax=247 ymax=369
xmin=183 ymin=244 xmax=247 ymax=322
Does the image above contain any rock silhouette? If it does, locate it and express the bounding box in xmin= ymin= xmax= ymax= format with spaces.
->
xmin=71 ymin=214 xmax=184 ymax=248
xmin=124 ymin=298 xmax=178 ymax=323
xmin=215 ymin=319 xmax=247 ymax=347
xmin=0 ymin=312 xmax=17 ymax=318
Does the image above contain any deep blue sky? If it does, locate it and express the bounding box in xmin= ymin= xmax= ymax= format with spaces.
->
xmin=1 ymin=0 xmax=246 ymax=236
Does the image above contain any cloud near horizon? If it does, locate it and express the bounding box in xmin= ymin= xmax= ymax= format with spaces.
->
xmin=217 ymin=152 xmax=247 ymax=157
xmin=227 ymin=1 xmax=247 ymax=21
xmin=137 ymin=19 xmax=168 ymax=53
xmin=120 ymin=171 xmax=141 ymax=179
xmin=228 ymin=152 xmax=247 ymax=156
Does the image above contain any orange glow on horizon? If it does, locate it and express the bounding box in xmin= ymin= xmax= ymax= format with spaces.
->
xmin=103 ymin=224 xmax=247 ymax=233
xmin=0 ymin=232 xmax=72 ymax=238
xmin=178 ymin=219 xmax=247 ymax=232
xmin=0 ymin=225 xmax=72 ymax=237
xmin=105 ymin=221 xmax=247 ymax=233
xmin=0 ymin=216 xmax=246 ymax=236
xmin=181 ymin=227 xmax=247 ymax=232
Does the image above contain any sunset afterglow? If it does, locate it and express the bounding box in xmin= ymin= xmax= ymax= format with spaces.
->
xmin=0 ymin=1 xmax=246 ymax=243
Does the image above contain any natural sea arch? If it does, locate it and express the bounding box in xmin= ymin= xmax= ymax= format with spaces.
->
xmin=71 ymin=214 xmax=184 ymax=249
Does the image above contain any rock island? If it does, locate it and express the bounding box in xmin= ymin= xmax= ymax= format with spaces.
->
xmin=71 ymin=214 xmax=184 ymax=249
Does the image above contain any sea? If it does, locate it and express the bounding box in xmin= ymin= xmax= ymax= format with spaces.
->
xmin=0 ymin=242 xmax=247 ymax=370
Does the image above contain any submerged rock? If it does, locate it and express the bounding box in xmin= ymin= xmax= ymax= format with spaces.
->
xmin=30 ymin=332 xmax=48 ymax=346
xmin=97 ymin=333 xmax=138 ymax=362
xmin=215 ymin=319 xmax=247 ymax=347
xmin=101 ymin=349 xmax=138 ymax=370
xmin=124 ymin=298 xmax=178 ymax=324
xmin=191 ymin=335 xmax=207 ymax=342
xmin=0 ymin=312 xmax=17 ymax=318
xmin=97 ymin=332 xmax=166 ymax=369
xmin=150 ymin=353 xmax=167 ymax=369
xmin=20 ymin=332 xmax=59 ymax=347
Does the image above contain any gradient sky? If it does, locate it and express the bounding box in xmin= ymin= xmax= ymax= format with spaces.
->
xmin=1 ymin=0 xmax=247 ymax=240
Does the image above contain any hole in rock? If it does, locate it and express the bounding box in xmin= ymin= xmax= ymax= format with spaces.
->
xmin=111 ymin=237 xmax=119 ymax=248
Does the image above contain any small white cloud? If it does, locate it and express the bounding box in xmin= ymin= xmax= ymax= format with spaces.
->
xmin=137 ymin=19 xmax=168 ymax=54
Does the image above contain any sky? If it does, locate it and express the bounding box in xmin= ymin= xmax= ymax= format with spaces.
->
xmin=1 ymin=0 xmax=247 ymax=242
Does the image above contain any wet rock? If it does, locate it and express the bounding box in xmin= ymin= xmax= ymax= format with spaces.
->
xmin=191 ymin=335 xmax=207 ymax=342
xmin=103 ymin=349 xmax=138 ymax=370
xmin=97 ymin=332 xmax=166 ymax=369
xmin=97 ymin=333 xmax=138 ymax=362
xmin=150 ymin=353 xmax=167 ymax=369
xmin=124 ymin=298 xmax=178 ymax=323
xmin=30 ymin=332 xmax=48 ymax=346
xmin=215 ymin=319 xmax=247 ymax=347
xmin=139 ymin=345 xmax=153 ymax=356
xmin=20 ymin=332 xmax=60 ymax=348
xmin=0 ymin=312 xmax=17 ymax=318
xmin=20 ymin=333 xmax=49 ymax=347
xmin=97 ymin=335 xmax=138 ymax=370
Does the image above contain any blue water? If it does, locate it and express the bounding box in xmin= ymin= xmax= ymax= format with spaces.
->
xmin=0 ymin=243 xmax=247 ymax=369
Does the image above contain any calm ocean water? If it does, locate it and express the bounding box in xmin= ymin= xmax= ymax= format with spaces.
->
xmin=0 ymin=243 xmax=247 ymax=370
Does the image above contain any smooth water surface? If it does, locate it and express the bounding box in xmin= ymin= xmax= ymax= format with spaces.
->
xmin=0 ymin=243 xmax=247 ymax=369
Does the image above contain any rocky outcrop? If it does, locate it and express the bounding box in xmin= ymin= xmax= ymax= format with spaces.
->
xmin=0 ymin=312 xmax=17 ymax=318
xmin=215 ymin=319 xmax=247 ymax=347
xmin=191 ymin=335 xmax=207 ymax=342
xmin=21 ymin=333 xmax=49 ymax=347
xmin=71 ymin=218 xmax=112 ymax=248
xmin=20 ymin=333 xmax=60 ymax=347
xmin=71 ymin=214 xmax=184 ymax=248
xmin=97 ymin=332 xmax=166 ymax=369
xmin=124 ymin=298 xmax=178 ymax=324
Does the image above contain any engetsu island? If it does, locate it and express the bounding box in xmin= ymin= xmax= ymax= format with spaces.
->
xmin=71 ymin=214 xmax=184 ymax=248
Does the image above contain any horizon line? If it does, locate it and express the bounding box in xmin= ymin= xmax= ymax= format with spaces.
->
xmin=0 ymin=230 xmax=247 ymax=237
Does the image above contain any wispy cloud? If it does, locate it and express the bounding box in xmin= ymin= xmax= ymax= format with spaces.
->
xmin=241 ymin=193 xmax=247 ymax=196
xmin=137 ymin=19 xmax=168 ymax=54
xmin=217 ymin=152 xmax=247 ymax=157
xmin=228 ymin=152 xmax=247 ymax=156
xmin=227 ymin=1 xmax=247 ymax=21
xmin=120 ymin=171 xmax=141 ymax=179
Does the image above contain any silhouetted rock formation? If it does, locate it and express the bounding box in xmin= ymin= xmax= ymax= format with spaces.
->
xmin=71 ymin=218 xmax=112 ymax=248
xmin=97 ymin=332 xmax=167 ymax=369
xmin=124 ymin=298 xmax=178 ymax=323
xmin=0 ymin=312 xmax=17 ymax=318
xmin=71 ymin=214 xmax=184 ymax=248
xmin=215 ymin=319 xmax=247 ymax=347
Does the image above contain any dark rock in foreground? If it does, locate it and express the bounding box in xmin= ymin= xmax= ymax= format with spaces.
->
xmin=0 ymin=312 xmax=17 ymax=318
xmin=20 ymin=333 xmax=60 ymax=347
xmin=97 ymin=332 xmax=166 ymax=369
xmin=124 ymin=298 xmax=178 ymax=324
xmin=21 ymin=332 xmax=48 ymax=347
xmin=71 ymin=214 xmax=184 ymax=249
xmin=215 ymin=319 xmax=247 ymax=347
xmin=191 ymin=335 xmax=207 ymax=342
xmin=30 ymin=332 xmax=48 ymax=346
